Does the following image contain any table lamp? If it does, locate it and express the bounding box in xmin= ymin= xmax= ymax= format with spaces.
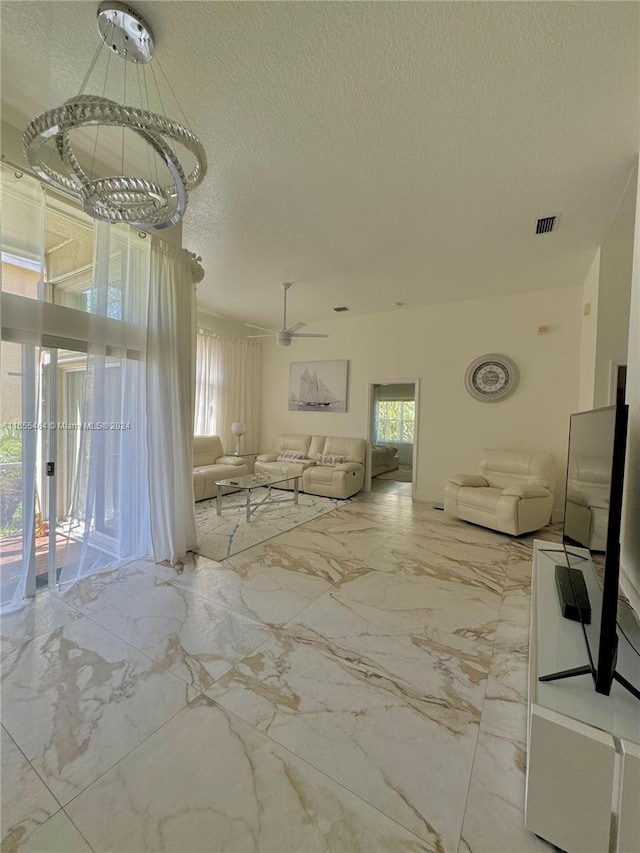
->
xmin=230 ymin=422 xmax=246 ymax=455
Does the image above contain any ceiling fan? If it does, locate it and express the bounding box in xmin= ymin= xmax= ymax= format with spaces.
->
xmin=245 ymin=283 xmax=329 ymax=347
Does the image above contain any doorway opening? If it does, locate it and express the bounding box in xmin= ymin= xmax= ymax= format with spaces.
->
xmin=367 ymin=380 xmax=419 ymax=497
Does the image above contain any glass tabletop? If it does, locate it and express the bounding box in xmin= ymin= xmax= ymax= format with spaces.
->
xmin=215 ymin=472 xmax=301 ymax=489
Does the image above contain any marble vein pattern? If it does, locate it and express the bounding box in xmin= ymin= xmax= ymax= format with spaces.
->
xmin=0 ymin=484 xmax=556 ymax=853
xmin=0 ymin=725 xmax=60 ymax=852
xmin=282 ymin=510 xmax=395 ymax=558
xmin=166 ymin=551 xmax=331 ymax=627
xmin=330 ymin=570 xmax=501 ymax=643
xmin=84 ymin=583 xmax=271 ymax=692
xmin=195 ymin=491 xmax=345 ymax=562
xmin=0 ymin=616 xmax=195 ymax=805
xmin=11 ymin=811 xmax=92 ymax=853
xmin=66 ymin=695 xmax=432 ymax=853
xmin=51 ymin=560 xmax=179 ymax=616
xmin=0 ymin=594 xmax=83 ymax=654
xmin=363 ymin=528 xmax=510 ymax=596
xmin=220 ymin=537 xmax=373 ymax=586
xmin=208 ymin=590 xmax=493 ymax=850
xmin=459 ymin=729 xmax=550 ymax=853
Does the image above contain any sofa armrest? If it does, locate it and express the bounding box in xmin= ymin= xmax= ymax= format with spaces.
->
xmin=449 ymin=474 xmax=489 ymax=487
xmin=334 ymin=462 xmax=364 ymax=473
xmin=502 ymin=485 xmax=552 ymax=498
xmin=256 ymin=454 xmax=278 ymax=463
xmin=217 ymin=456 xmax=247 ymax=466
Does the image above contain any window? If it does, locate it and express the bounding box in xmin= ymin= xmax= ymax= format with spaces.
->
xmin=375 ymin=400 xmax=415 ymax=444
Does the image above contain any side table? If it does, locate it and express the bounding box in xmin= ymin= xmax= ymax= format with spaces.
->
xmin=232 ymin=451 xmax=258 ymax=473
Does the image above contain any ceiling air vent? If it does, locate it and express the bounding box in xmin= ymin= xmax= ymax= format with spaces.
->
xmin=333 ymin=306 xmax=350 ymax=312
xmin=535 ymin=215 xmax=558 ymax=235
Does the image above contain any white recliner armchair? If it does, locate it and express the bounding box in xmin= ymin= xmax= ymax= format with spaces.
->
xmin=444 ymin=449 xmax=556 ymax=536
xmin=193 ymin=435 xmax=249 ymax=501
xmin=564 ymin=454 xmax=610 ymax=551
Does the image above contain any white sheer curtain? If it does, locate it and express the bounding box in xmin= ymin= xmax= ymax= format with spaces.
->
xmin=146 ymin=239 xmax=197 ymax=563
xmin=195 ymin=328 xmax=261 ymax=454
xmin=1 ymin=163 xmax=198 ymax=609
xmin=58 ymin=220 xmax=151 ymax=589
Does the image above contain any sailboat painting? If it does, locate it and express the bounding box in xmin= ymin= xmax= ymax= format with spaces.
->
xmin=289 ymin=360 xmax=348 ymax=412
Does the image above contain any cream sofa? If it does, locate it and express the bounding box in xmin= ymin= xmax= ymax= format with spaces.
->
xmin=564 ymin=455 xmax=610 ymax=551
xmin=444 ymin=449 xmax=556 ymax=536
xmin=193 ymin=435 xmax=249 ymax=501
xmin=255 ymin=434 xmax=367 ymax=499
xmin=371 ymin=444 xmax=400 ymax=477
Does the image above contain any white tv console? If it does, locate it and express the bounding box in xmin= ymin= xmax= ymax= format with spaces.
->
xmin=526 ymin=541 xmax=640 ymax=853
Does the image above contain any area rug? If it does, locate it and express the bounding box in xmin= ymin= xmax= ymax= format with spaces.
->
xmin=195 ymin=489 xmax=347 ymax=562
xmin=376 ymin=465 xmax=413 ymax=482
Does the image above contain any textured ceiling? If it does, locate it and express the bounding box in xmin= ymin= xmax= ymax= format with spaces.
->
xmin=1 ymin=2 xmax=638 ymax=328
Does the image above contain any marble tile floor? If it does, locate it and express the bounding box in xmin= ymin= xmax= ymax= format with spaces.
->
xmin=0 ymin=487 xmax=560 ymax=853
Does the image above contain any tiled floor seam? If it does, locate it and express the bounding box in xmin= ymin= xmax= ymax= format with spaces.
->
xmin=73 ymin=583 xmax=272 ymax=691
xmin=56 ymin=695 xmax=204 ymax=817
xmin=58 ymin=809 xmax=96 ymax=853
xmin=164 ymin=565 xmax=333 ymax=630
xmin=0 ymin=725 xmax=66 ymax=852
xmin=203 ymin=693 xmax=442 ymax=850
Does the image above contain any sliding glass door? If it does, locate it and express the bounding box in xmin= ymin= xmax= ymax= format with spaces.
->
xmin=1 ymin=342 xmax=37 ymax=604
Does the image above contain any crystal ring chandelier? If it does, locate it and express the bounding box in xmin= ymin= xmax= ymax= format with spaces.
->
xmin=22 ymin=2 xmax=207 ymax=230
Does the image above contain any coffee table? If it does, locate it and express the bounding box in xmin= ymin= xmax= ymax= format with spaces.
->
xmin=215 ymin=472 xmax=302 ymax=522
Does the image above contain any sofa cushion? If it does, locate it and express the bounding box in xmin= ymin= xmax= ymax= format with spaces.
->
xmin=457 ymin=486 xmax=503 ymax=511
xmin=255 ymin=459 xmax=315 ymax=478
xmin=316 ymin=453 xmax=346 ymax=466
xmin=449 ymin=474 xmax=489 ymax=488
xmin=193 ymin=461 xmax=249 ymax=501
xmin=478 ymin=449 xmax=555 ymax=490
xmin=278 ymin=451 xmax=305 ymax=461
xmin=304 ymin=465 xmax=336 ymax=484
xmin=274 ymin=434 xmax=312 ymax=456
xmin=308 ymin=435 xmax=327 ymax=459
xmin=218 ymin=456 xmax=246 ymax=466
xmin=319 ymin=436 xmax=366 ymax=466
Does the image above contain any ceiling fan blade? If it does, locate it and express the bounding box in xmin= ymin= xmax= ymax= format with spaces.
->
xmin=291 ymin=333 xmax=329 ymax=338
xmin=244 ymin=323 xmax=278 ymax=334
xmin=246 ymin=334 xmax=275 ymax=338
xmin=287 ymin=322 xmax=306 ymax=334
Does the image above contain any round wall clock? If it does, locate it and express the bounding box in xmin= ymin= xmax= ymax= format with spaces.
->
xmin=464 ymin=354 xmax=519 ymax=403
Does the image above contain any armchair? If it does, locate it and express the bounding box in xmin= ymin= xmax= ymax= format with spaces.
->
xmin=564 ymin=454 xmax=610 ymax=551
xmin=444 ymin=449 xmax=556 ymax=536
xmin=193 ymin=435 xmax=249 ymax=501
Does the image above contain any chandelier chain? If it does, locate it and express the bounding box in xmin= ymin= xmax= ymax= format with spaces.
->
xmin=79 ymin=25 xmax=109 ymax=96
xmin=90 ymin=30 xmax=114 ymax=184
xmin=155 ymin=55 xmax=193 ymax=137
xmin=141 ymin=62 xmax=160 ymax=189
xmin=136 ymin=60 xmax=155 ymax=189
xmin=149 ymin=59 xmax=176 ymax=161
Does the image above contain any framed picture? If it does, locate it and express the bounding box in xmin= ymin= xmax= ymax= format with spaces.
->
xmin=289 ymin=360 xmax=348 ymax=412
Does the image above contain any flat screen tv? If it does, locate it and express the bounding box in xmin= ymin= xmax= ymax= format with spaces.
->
xmin=553 ymin=403 xmax=639 ymax=701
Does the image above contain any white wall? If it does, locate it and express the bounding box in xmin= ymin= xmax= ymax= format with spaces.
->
xmin=261 ymin=286 xmax=582 ymax=512
xmin=578 ymin=250 xmax=600 ymax=411
xmin=196 ymin=309 xmax=252 ymax=338
xmin=620 ymin=166 xmax=640 ymax=611
xmin=593 ymin=167 xmax=637 ymax=408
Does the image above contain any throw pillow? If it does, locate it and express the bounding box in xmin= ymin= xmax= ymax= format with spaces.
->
xmin=316 ymin=453 xmax=346 ymax=466
xmin=277 ymin=451 xmax=305 ymax=461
